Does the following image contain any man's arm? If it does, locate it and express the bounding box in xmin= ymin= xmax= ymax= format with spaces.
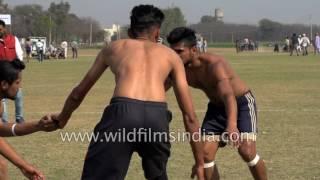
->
xmin=211 ymin=62 xmax=239 ymax=147
xmin=0 ymin=138 xmax=44 ymax=179
xmin=54 ymin=46 xmax=110 ymax=128
xmin=0 ymin=104 xmax=57 ymax=136
xmin=169 ymin=53 xmax=204 ymax=176
xmin=14 ymin=36 xmax=23 ymax=61
xmin=0 ymin=118 xmax=57 ymax=137
xmin=0 ymin=122 xmax=41 ymax=137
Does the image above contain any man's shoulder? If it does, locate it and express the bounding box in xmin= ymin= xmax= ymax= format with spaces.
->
xmin=201 ymin=53 xmax=224 ymax=64
xmin=202 ymin=54 xmax=228 ymax=73
xmin=155 ymin=43 xmax=175 ymax=54
xmin=108 ymin=39 xmax=134 ymax=49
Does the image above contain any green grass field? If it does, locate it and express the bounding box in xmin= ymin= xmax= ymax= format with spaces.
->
xmin=5 ymin=48 xmax=320 ymax=180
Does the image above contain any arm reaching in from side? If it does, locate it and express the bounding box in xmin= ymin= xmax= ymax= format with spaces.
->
xmin=0 ymin=103 xmax=58 ymax=137
xmin=51 ymin=46 xmax=110 ymax=128
xmin=169 ymin=52 xmax=204 ymax=180
xmin=211 ymin=62 xmax=239 ymax=148
xmin=0 ymin=138 xmax=45 ymax=180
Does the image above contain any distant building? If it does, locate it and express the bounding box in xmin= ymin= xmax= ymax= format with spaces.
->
xmin=104 ymin=24 xmax=121 ymax=43
xmin=214 ymin=8 xmax=224 ymax=22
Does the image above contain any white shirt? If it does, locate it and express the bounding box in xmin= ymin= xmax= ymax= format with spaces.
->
xmin=14 ymin=36 xmax=23 ymax=61
xmin=61 ymin=41 xmax=68 ymax=49
xmin=36 ymin=41 xmax=44 ymax=51
xmin=301 ymin=37 xmax=310 ymax=47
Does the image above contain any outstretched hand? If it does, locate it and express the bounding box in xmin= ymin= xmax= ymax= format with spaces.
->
xmin=38 ymin=114 xmax=60 ymax=132
xmin=20 ymin=163 xmax=45 ymax=180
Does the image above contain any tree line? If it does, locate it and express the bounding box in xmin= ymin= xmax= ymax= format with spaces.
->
xmin=0 ymin=0 xmax=103 ymax=45
xmin=191 ymin=17 xmax=320 ymax=43
xmin=1 ymin=0 xmax=319 ymax=44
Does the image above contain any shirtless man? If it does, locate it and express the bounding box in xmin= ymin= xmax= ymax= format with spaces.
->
xmin=167 ymin=27 xmax=267 ymax=180
xmin=0 ymin=59 xmax=58 ymax=180
xmin=49 ymin=5 xmax=204 ymax=180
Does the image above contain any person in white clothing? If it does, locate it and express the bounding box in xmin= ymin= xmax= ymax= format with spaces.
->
xmin=301 ymin=33 xmax=310 ymax=56
xmin=36 ymin=40 xmax=44 ymax=62
xmin=61 ymin=41 xmax=68 ymax=59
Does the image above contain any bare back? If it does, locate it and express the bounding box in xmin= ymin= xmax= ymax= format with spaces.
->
xmin=105 ymin=39 xmax=175 ymax=102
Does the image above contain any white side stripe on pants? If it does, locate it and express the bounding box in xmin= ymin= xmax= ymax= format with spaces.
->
xmin=245 ymin=93 xmax=257 ymax=133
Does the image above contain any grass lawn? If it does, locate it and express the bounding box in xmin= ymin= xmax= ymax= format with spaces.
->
xmin=5 ymin=48 xmax=320 ymax=180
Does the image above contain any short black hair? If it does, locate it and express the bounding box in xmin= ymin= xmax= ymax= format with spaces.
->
xmin=0 ymin=59 xmax=25 ymax=85
xmin=129 ymin=4 xmax=164 ymax=37
xmin=0 ymin=20 xmax=5 ymax=27
xmin=167 ymin=27 xmax=197 ymax=47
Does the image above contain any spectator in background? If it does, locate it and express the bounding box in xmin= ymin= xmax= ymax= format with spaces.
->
xmin=255 ymin=41 xmax=259 ymax=51
xmin=202 ymin=39 xmax=208 ymax=53
xmin=274 ymin=43 xmax=279 ymax=53
xmin=243 ymin=37 xmax=249 ymax=50
xmin=290 ymin=33 xmax=300 ymax=56
xmin=24 ymin=38 xmax=32 ymax=63
xmin=301 ymin=33 xmax=310 ymax=56
xmin=235 ymin=39 xmax=241 ymax=53
xmin=314 ymin=33 xmax=320 ymax=55
xmin=197 ymin=38 xmax=202 ymax=52
xmin=283 ymin=36 xmax=290 ymax=52
xmin=61 ymin=41 xmax=68 ymax=59
xmin=0 ymin=19 xmax=25 ymax=124
xmin=297 ymin=34 xmax=302 ymax=53
xmin=36 ymin=40 xmax=44 ymax=62
xmin=71 ymin=41 xmax=78 ymax=59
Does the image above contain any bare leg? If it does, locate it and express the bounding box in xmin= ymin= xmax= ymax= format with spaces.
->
xmin=203 ymin=139 xmax=220 ymax=180
xmin=238 ymin=140 xmax=267 ymax=180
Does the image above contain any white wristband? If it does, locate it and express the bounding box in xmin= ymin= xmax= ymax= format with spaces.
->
xmin=11 ymin=123 xmax=17 ymax=136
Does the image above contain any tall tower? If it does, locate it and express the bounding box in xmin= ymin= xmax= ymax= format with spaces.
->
xmin=214 ymin=8 xmax=224 ymax=22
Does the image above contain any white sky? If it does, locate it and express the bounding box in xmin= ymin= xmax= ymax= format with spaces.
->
xmin=7 ymin=0 xmax=320 ymax=28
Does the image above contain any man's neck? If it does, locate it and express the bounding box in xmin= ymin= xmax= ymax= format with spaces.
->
xmin=190 ymin=59 xmax=202 ymax=68
xmin=136 ymin=36 xmax=149 ymax=41
xmin=189 ymin=52 xmax=204 ymax=67
xmin=134 ymin=34 xmax=156 ymax=43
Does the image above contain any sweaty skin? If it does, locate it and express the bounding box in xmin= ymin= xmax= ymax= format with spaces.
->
xmin=108 ymin=39 xmax=180 ymax=102
xmin=184 ymin=53 xmax=249 ymax=106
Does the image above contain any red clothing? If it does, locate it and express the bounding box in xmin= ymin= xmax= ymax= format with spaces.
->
xmin=0 ymin=34 xmax=17 ymax=61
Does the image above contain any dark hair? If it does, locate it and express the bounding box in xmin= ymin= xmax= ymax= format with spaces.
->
xmin=167 ymin=27 xmax=197 ymax=47
xmin=0 ymin=59 xmax=25 ymax=85
xmin=129 ymin=4 xmax=164 ymax=37
xmin=0 ymin=20 xmax=5 ymax=27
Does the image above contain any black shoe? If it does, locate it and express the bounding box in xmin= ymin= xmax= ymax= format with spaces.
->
xmin=16 ymin=118 xmax=25 ymax=123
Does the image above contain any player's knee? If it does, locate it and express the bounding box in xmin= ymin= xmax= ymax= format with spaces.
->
xmin=203 ymin=147 xmax=215 ymax=162
xmin=238 ymin=146 xmax=256 ymax=162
